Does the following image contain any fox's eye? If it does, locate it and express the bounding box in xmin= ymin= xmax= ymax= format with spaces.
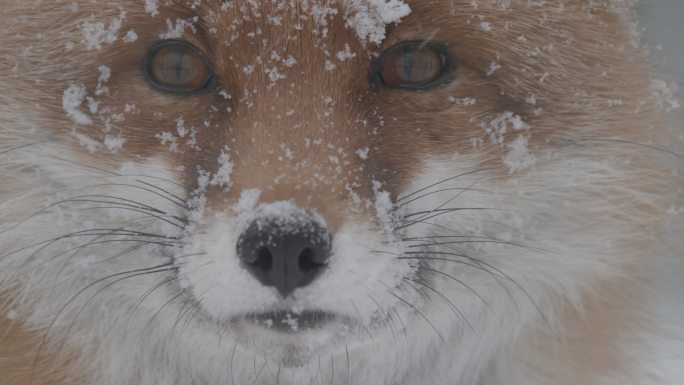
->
xmin=144 ymin=40 xmax=216 ymax=94
xmin=373 ymin=41 xmax=454 ymax=90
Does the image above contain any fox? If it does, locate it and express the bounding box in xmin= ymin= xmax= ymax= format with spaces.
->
xmin=0 ymin=1 xmax=681 ymax=384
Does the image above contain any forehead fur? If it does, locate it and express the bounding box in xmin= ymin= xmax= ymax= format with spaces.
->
xmin=0 ymin=0 xmax=667 ymax=213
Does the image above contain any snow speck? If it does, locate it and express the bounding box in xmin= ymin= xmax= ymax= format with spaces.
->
xmin=448 ymin=96 xmax=477 ymax=106
xmin=6 ymin=310 xmax=18 ymax=321
xmin=233 ymin=189 xmax=262 ymax=214
xmin=484 ymin=111 xmax=529 ymax=145
xmin=104 ymin=135 xmax=126 ymax=152
xmin=357 ymin=147 xmax=369 ymax=160
xmin=480 ymin=21 xmax=492 ymax=31
xmin=651 ymin=79 xmax=680 ymax=112
xmin=372 ymin=180 xmax=396 ymax=233
xmin=343 ymin=0 xmax=411 ymax=45
xmin=123 ymin=30 xmax=138 ymax=43
xmin=95 ymin=65 xmax=111 ymax=95
xmin=282 ymin=313 xmax=299 ymax=332
xmin=156 ymin=132 xmax=178 ymax=152
xmin=71 ymin=131 xmax=101 ymax=153
xmin=124 ymin=103 xmax=138 ymax=113
xmin=266 ymin=67 xmax=285 ymax=83
xmin=336 ymin=44 xmax=357 ymax=61
xmin=283 ymin=55 xmax=297 ymax=68
xmin=185 ymin=170 xmax=210 ymax=227
xmin=145 ymin=0 xmax=160 ymax=17
xmin=210 ymin=149 xmax=234 ymax=188
xmin=160 ymin=17 xmax=197 ymax=39
xmin=63 ymin=84 xmax=92 ymax=125
xmin=503 ymin=135 xmax=536 ymax=174
xmin=86 ymin=96 xmax=100 ymax=114
xmin=250 ymin=201 xmax=328 ymax=237
xmin=487 ymin=61 xmax=502 ymax=76
xmin=81 ymin=9 xmax=126 ymax=50
xmin=175 ymin=116 xmax=188 ymax=137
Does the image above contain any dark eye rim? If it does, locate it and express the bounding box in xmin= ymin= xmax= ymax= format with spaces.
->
xmin=143 ymin=39 xmax=217 ymax=94
xmin=371 ymin=40 xmax=456 ymax=91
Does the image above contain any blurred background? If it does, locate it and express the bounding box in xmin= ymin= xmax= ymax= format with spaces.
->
xmin=638 ymin=0 xmax=684 ymax=84
xmin=637 ymin=0 xmax=684 ymax=379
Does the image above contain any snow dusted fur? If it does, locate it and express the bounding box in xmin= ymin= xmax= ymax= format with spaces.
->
xmin=0 ymin=1 xmax=681 ymax=385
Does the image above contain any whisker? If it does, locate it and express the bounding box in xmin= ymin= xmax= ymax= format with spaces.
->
xmin=396 ymin=178 xmax=485 ymax=230
xmin=0 ymin=140 xmax=55 ymax=156
xmin=76 ymin=205 xmax=186 ymax=228
xmin=349 ymin=300 xmax=374 ymax=342
xmin=329 ymin=355 xmax=334 ymax=385
xmin=399 ymin=187 xmax=490 ymax=207
xmin=391 ymin=307 xmax=409 ymax=346
xmin=85 ymin=183 xmax=189 ymax=210
xmin=1 ymin=184 xmax=189 ymax=236
xmin=141 ymin=288 xmax=190 ymax=338
xmin=419 ymin=267 xmax=494 ymax=314
xmin=396 ymin=168 xmax=491 ymax=202
xmin=132 ymin=277 xmax=179 ymax=314
xmin=136 ymin=179 xmax=187 ymax=204
xmin=402 ymin=239 xmax=548 ymax=255
xmin=29 ymin=264 xmax=179 ymax=385
xmin=576 ymin=138 xmax=684 ymax=159
xmin=404 ymin=251 xmax=546 ymax=322
xmin=366 ymin=292 xmax=397 ymax=341
xmin=65 ymin=195 xmax=167 ymax=213
xmin=401 ymin=207 xmax=498 ymax=219
xmin=345 ymin=344 xmax=350 ymax=385
xmin=5 ymin=227 xmax=177 ymax=267
xmin=231 ymin=343 xmax=238 ymax=385
xmin=380 ymin=281 xmax=447 ymax=347
xmin=251 ymin=355 xmax=267 ymax=385
xmin=401 ymin=276 xmax=474 ymax=333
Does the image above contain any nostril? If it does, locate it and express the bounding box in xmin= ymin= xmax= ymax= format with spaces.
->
xmin=236 ymin=212 xmax=332 ymax=297
xmin=298 ymin=248 xmax=325 ymax=273
xmin=252 ymin=247 xmax=273 ymax=272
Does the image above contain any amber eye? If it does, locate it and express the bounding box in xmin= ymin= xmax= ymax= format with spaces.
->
xmin=373 ymin=41 xmax=454 ymax=90
xmin=144 ymin=40 xmax=216 ymax=93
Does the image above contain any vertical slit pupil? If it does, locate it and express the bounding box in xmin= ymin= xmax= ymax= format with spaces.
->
xmin=175 ymin=49 xmax=187 ymax=84
xmin=400 ymin=49 xmax=413 ymax=81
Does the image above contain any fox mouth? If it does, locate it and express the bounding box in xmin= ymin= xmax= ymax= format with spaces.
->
xmin=239 ymin=310 xmax=338 ymax=332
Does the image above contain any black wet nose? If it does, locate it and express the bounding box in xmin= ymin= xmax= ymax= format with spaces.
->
xmin=236 ymin=215 xmax=332 ymax=298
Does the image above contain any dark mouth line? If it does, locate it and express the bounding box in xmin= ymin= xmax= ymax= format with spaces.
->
xmin=244 ymin=310 xmax=336 ymax=332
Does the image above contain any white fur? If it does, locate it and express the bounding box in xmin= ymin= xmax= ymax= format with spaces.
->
xmin=1 ymin=124 xmax=678 ymax=384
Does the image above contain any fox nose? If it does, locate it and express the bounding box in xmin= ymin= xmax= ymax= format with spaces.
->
xmin=236 ymin=215 xmax=332 ymax=298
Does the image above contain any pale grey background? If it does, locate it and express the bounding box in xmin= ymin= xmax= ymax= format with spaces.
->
xmin=638 ymin=0 xmax=684 ymax=379
xmin=638 ymin=0 xmax=684 ymax=85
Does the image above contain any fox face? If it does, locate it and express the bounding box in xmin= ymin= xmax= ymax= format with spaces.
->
xmin=0 ymin=1 xmax=680 ymax=385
